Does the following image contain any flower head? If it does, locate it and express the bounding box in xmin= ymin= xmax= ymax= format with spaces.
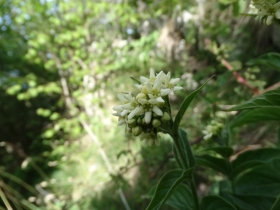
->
xmin=113 ymin=69 xmax=183 ymax=145
xmin=251 ymin=0 xmax=280 ymax=25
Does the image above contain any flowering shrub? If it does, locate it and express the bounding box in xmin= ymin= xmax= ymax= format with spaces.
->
xmin=113 ymin=71 xmax=280 ymax=209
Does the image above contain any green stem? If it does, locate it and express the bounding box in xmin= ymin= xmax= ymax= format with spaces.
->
xmin=172 ymin=133 xmax=200 ymax=210
xmin=190 ymin=175 xmax=200 ymax=210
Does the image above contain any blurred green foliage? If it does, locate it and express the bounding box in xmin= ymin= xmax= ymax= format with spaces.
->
xmin=0 ymin=0 xmax=280 ymax=209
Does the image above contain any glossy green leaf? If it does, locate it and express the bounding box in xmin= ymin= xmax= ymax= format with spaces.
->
xmin=228 ymin=89 xmax=280 ymax=111
xmin=165 ymin=184 xmax=194 ymax=210
xmin=271 ymin=195 xmax=280 ymax=210
xmin=172 ymin=77 xmax=212 ymax=134
xmin=201 ymin=147 xmax=234 ymax=158
xmin=221 ymin=192 xmax=276 ymax=210
xmin=230 ymin=107 xmax=280 ymax=127
xmin=246 ymin=52 xmax=280 ymax=71
xmin=200 ymin=195 xmax=237 ymax=210
xmin=146 ymin=168 xmax=193 ymax=210
xmin=177 ymin=128 xmax=195 ymax=169
xmin=231 ymin=148 xmax=280 ymax=177
xmin=195 ymin=155 xmax=230 ymax=176
xmin=235 ymin=158 xmax=280 ymax=196
xmin=173 ymin=144 xmax=184 ymax=169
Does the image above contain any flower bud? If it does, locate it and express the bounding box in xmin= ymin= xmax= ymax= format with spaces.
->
xmin=136 ymin=93 xmax=147 ymax=100
xmin=137 ymin=118 xmax=143 ymax=125
xmin=132 ymin=126 xmax=142 ymax=136
xmin=161 ymin=112 xmax=171 ymax=121
xmin=152 ymin=119 xmax=161 ymax=128
xmin=127 ymin=119 xmax=136 ymax=127
xmin=157 ymin=102 xmax=165 ymax=108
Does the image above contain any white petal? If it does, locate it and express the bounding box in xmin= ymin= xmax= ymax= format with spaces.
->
xmin=145 ymin=82 xmax=152 ymax=93
xmin=112 ymin=112 xmax=121 ymax=116
xmin=166 ymin=72 xmax=171 ymax=80
xmin=113 ymin=105 xmax=123 ymax=111
xmin=156 ymin=97 xmax=165 ymax=103
xmin=150 ymin=69 xmax=155 ymax=78
xmin=140 ymin=76 xmax=149 ymax=84
xmin=117 ymin=94 xmax=126 ymax=102
xmin=135 ymin=106 xmax=144 ymax=115
xmin=170 ymin=78 xmax=180 ymax=85
xmin=148 ymin=99 xmax=158 ymax=104
xmin=153 ymin=77 xmax=162 ymax=89
xmin=121 ymin=104 xmax=132 ymax=110
xmin=152 ymin=106 xmax=163 ymax=116
xmin=121 ymin=110 xmax=130 ymax=116
xmin=275 ymin=9 xmax=280 ymax=19
xmin=160 ymin=89 xmax=172 ymax=96
xmin=145 ymin=112 xmax=152 ymax=124
xmin=148 ymin=94 xmax=155 ymax=99
xmin=138 ymin=98 xmax=147 ymax=105
xmin=266 ymin=15 xmax=273 ymax=25
xmin=134 ymin=84 xmax=143 ymax=90
xmin=274 ymin=2 xmax=280 ymax=9
xmin=118 ymin=119 xmax=125 ymax=126
xmin=128 ymin=110 xmax=136 ymax=119
xmin=174 ymin=86 xmax=183 ymax=91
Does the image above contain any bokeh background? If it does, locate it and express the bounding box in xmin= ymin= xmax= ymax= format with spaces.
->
xmin=1 ymin=0 xmax=280 ymax=209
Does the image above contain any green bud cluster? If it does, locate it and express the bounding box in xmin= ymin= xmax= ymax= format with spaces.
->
xmin=202 ymin=120 xmax=224 ymax=141
xmin=127 ymin=111 xmax=171 ymax=139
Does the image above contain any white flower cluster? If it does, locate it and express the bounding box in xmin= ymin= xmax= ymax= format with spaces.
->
xmin=202 ymin=120 xmax=224 ymax=141
xmin=251 ymin=0 xmax=280 ymax=25
xmin=113 ymin=69 xmax=182 ymax=146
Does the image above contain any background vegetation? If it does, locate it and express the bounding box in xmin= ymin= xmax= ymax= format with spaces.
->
xmin=0 ymin=0 xmax=280 ymax=209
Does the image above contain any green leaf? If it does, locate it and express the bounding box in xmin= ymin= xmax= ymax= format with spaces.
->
xmin=271 ymin=195 xmax=280 ymax=210
xmin=146 ymin=168 xmax=193 ymax=210
xmin=173 ymin=144 xmax=184 ymax=169
xmin=172 ymin=77 xmax=212 ymax=134
xmin=221 ymin=192 xmax=276 ymax=210
xmin=165 ymin=184 xmax=194 ymax=210
xmin=230 ymin=107 xmax=280 ymax=127
xmin=130 ymin=76 xmax=141 ymax=84
xmin=200 ymin=195 xmax=237 ymax=210
xmin=277 ymin=127 xmax=280 ymax=148
xmin=235 ymin=158 xmax=280 ymax=197
xmin=209 ymin=180 xmax=232 ymax=195
xmin=195 ymin=155 xmax=231 ymax=176
xmin=201 ymin=147 xmax=234 ymax=158
xmin=231 ymin=148 xmax=280 ymax=177
xmin=177 ymin=128 xmax=195 ymax=169
xmin=228 ymin=89 xmax=280 ymax=111
xmin=246 ymin=52 xmax=280 ymax=71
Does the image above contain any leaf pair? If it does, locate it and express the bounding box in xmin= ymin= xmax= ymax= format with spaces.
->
xmin=229 ymin=88 xmax=280 ymax=127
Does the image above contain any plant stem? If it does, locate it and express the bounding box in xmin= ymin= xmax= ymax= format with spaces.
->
xmin=172 ymin=133 xmax=200 ymax=210
xmin=190 ymin=175 xmax=200 ymax=210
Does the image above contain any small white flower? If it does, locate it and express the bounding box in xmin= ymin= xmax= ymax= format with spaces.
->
xmin=162 ymin=72 xmax=183 ymax=95
xmin=130 ymin=98 xmax=163 ymax=124
xmin=253 ymin=1 xmax=280 ymax=25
